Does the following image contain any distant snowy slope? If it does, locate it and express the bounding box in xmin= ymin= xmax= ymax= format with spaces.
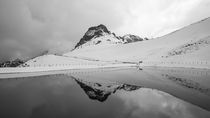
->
xmin=23 ymin=54 xmax=109 ymax=67
xmin=65 ymin=17 xmax=210 ymax=68
xmin=122 ymin=34 xmax=148 ymax=43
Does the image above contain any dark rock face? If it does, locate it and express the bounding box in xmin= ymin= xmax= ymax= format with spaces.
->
xmin=122 ymin=34 xmax=144 ymax=43
xmin=74 ymin=24 xmax=111 ymax=49
xmin=73 ymin=78 xmax=141 ymax=102
xmin=0 ymin=59 xmax=24 ymax=68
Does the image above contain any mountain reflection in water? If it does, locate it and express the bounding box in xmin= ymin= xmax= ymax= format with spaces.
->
xmin=0 ymin=67 xmax=210 ymax=118
xmin=73 ymin=77 xmax=141 ymax=102
xmin=163 ymin=74 xmax=210 ymax=95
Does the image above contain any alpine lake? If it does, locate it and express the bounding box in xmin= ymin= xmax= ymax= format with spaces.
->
xmin=0 ymin=66 xmax=210 ymax=118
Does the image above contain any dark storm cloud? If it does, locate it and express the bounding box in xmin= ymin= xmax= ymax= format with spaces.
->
xmin=0 ymin=0 xmax=54 ymax=61
xmin=0 ymin=0 xmax=124 ymax=61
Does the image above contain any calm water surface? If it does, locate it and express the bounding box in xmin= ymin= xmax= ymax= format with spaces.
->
xmin=0 ymin=67 xmax=210 ymax=118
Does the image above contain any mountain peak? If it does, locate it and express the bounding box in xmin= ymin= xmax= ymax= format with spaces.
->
xmin=73 ymin=24 xmax=147 ymax=50
xmin=74 ymin=24 xmax=111 ymax=49
xmin=88 ymin=24 xmax=110 ymax=34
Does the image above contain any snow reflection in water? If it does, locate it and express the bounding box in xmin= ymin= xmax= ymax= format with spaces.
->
xmin=0 ymin=67 xmax=209 ymax=118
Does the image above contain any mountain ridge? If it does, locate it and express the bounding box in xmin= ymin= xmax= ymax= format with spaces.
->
xmin=74 ymin=24 xmax=147 ymax=50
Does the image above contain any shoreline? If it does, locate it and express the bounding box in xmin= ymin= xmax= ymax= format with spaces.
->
xmin=0 ymin=63 xmax=136 ymax=79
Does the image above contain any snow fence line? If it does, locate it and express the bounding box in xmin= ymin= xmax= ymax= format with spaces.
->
xmin=0 ymin=63 xmax=137 ymax=74
xmin=142 ymin=60 xmax=210 ymax=69
xmin=142 ymin=66 xmax=209 ymax=78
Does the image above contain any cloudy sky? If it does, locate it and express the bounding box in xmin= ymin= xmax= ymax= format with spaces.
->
xmin=0 ymin=0 xmax=210 ymax=62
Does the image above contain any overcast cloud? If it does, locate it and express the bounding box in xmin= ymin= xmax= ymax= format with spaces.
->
xmin=0 ymin=0 xmax=210 ymax=61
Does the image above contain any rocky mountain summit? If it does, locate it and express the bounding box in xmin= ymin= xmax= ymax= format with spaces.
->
xmin=74 ymin=24 xmax=120 ymax=49
xmin=74 ymin=24 xmax=147 ymax=49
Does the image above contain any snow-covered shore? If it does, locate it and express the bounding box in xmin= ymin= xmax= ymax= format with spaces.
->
xmin=141 ymin=59 xmax=210 ymax=69
xmin=1 ymin=59 xmax=210 ymax=79
xmin=0 ymin=63 xmax=136 ymax=76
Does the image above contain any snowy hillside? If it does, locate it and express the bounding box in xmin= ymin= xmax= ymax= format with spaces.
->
xmin=65 ymin=17 xmax=210 ymax=69
xmin=21 ymin=54 xmax=113 ymax=67
xmin=10 ymin=54 xmax=135 ymax=74
xmin=165 ymin=36 xmax=210 ymax=58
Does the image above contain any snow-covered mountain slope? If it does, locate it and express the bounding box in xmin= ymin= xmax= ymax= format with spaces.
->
xmin=21 ymin=54 xmax=136 ymax=71
xmin=165 ymin=36 xmax=210 ymax=59
xmin=73 ymin=24 xmax=147 ymax=50
xmin=22 ymin=54 xmax=110 ymax=67
xmin=65 ymin=17 xmax=210 ymax=68
xmin=74 ymin=24 xmax=124 ymax=50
